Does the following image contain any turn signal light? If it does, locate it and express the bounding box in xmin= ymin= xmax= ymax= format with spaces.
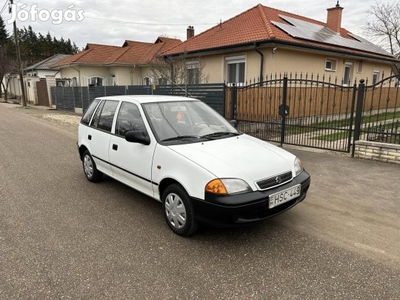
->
xmin=205 ymin=179 xmax=228 ymax=195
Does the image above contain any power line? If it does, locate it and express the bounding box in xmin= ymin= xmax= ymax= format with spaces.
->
xmin=85 ymin=16 xmax=215 ymax=27
xmin=0 ymin=0 xmax=8 ymax=16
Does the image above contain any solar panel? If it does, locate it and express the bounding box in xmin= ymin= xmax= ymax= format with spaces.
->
xmin=272 ymin=15 xmax=391 ymax=56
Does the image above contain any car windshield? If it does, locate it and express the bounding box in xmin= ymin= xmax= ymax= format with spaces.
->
xmin=142 ymin=100 xmax=239 ymax=143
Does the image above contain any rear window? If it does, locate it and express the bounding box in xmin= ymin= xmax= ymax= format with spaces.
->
xmin=81 ymin=99 xmax=100 ymax=125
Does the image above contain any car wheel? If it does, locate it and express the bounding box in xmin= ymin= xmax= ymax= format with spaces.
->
xmin=162 ymin=184 xmax=198 ymax=236
xmin=82 ymin=150 xmax=102 ymax=182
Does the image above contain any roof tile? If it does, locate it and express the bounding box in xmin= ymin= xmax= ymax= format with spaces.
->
xmin=51 ymin=37 xmax=181 ymax=68
xmin=162 ymin=4 xmax=394 ymax=60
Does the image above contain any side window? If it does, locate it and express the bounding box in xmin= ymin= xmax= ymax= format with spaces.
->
xmin=88 ymin=76 xmax=104 ymax=86
xmin=91 ymin=100 xmax=119 ymax=132
xmin=115 ymin=102 xmax=146 ymax=137
xmin=372 ymin=70 xmax=380 ymax=85
xmin=81 ymin=99 xmax=100 ymax=125
xmin=90 ymin=100 xmax=105 ymax=128
xmin=226 ymin=56 xmax=245 ymax=85
xmin=325 ymin=59 xmax=337 ymax=71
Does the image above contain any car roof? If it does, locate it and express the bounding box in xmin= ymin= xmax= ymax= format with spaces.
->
xmin=95 ymin=95 xmax=200 ymax=104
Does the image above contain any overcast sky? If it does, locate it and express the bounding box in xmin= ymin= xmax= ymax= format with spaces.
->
xmin=1 ymin=0 xmax=378 ymax=49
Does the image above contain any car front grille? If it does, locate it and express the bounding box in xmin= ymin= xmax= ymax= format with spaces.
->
xmin=256 ymin=171 xmax=293 ymax=190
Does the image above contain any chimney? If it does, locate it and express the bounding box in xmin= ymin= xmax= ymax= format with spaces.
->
xmin=187 ymin=26 xmax=194 ymax=40
xmin=326 ymin=1 xmax=343 ymax=33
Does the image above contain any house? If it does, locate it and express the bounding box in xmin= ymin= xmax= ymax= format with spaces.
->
xmin=24 ymin=54 xmax=71 ymax=79
xmin=6 ymin=54 xmax=71 ymax=105
xmin=160 ymin=2 xmax=398 ymax=86
xmin=51 ymin=37 xmax=182 ymax=87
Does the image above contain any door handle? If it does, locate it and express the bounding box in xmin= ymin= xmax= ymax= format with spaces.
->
xmin=88 ymin=134 xmax=92 ymax=140
xmin=112 ymin=144 xmax=118 ymax=151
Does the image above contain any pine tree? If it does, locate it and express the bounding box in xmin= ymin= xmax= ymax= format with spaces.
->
xmin=0 ymin=15 xmax=8 ymax=46
xmin=0 ymin=16 xmax=10 ymax=98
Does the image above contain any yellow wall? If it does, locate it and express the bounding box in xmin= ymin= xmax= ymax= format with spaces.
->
xmin=59 ymin=65 xmax=158 ymax=86
xmin=57 ymin=47 xmax=394 ymax=87
xmin=197 ymin=46 xmax=393 ymax=84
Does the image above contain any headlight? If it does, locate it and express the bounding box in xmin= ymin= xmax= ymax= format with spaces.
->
xmin=205 ymin=178 xmax=252 ymax=195
xmin=294 ymin=157 xmax=304 ymax=176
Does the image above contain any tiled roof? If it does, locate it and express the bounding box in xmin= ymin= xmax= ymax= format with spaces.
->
xmin=161 ymin=4 xmax=394 ymax=60
xmin=51 ymin=37 xmax=181 ymax=68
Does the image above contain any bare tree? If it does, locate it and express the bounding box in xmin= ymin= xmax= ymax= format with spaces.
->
xmin=0 ymin=47 xmax=13 ymax=101
xmin=366 ymin=1 xmax=400 ymax=55
xmin=151 ymin=54 xmax=209 ymax=86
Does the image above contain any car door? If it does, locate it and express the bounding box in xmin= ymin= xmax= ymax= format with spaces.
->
xmin=85 ymin=100 xmax=119 ymax=176
xmin=109 ymin=101 xmax=156 ymax=197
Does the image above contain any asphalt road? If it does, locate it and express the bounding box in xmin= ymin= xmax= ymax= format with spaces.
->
xmin=0 ymin=103 xmax=399 ymax=299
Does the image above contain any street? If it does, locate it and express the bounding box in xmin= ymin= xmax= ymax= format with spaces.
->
xmin=0 ymin=104 xmax=399 ymax=299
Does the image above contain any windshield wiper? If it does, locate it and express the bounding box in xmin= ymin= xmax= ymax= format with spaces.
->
xmin=200 ymin=132 xmax=241 ymax=139
xmin=161 ymin=135 xmax=201 ymax=142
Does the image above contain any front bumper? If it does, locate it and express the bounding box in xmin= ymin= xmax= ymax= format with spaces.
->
xmin=191 ymin=170 xmax=311 ymax=227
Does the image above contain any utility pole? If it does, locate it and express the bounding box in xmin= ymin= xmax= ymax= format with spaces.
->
xmin=9 ymin=0 xmax=26 ymax=107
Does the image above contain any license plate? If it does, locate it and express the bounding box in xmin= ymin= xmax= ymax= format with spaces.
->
xmin=269 ymin=184 xmax=301 ymax=209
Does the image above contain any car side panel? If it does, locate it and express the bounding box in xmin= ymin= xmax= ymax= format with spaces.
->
xmin=109 ymin=134 xmax=156 ymax=197
xmin=152 ymin=144 xmax=216 ymax=201
xmin=82 ymin=126 xmax=113 ymax=176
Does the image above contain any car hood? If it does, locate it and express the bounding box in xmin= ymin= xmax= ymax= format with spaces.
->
xmin=167 ymin=134 xmax=295 ymax=188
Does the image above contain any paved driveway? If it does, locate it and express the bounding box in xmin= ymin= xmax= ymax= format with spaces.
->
xmin=0 ymin=103 xmax=399 ymax=299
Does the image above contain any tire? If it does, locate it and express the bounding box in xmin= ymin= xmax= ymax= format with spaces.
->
xmin=82 ymin=150 xmax=103 ymax=182
xmin=162 ymin=184 xmax=198 ymax=236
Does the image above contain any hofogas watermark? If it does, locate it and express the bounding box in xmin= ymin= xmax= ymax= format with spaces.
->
xmin=7 ymin=3 xmax=85 ymax=25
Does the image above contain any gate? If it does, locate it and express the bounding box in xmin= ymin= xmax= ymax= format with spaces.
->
xmin=226 ymin=73 xmax=400 ymax=153
xmin=36 ymin=79 xmax=49 ymax=106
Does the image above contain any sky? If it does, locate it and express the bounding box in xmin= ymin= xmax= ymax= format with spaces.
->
xmin=1 ymin=0 xmax=378 ymax=50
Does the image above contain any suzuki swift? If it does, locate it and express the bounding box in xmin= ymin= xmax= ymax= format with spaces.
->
xmin=78 ymin=95 xmax=311 ymax=236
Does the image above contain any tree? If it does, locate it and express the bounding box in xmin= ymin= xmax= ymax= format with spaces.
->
xmin=366 ymin=1 xmax=400 ymax=55
xmin=0 ymin=15 xmax=10 ymax=99
xmin=8 ymin=27 xmax=79 ymax=66
xmin=0 ymin=48 xmax=14 ymax=101
xmin=2 ymin=22 xmax=79 ymax=101
xmin=151 ymin=54 xmax=209 ymax=86
xmin=0 ymin=15 xmax=7 ymax=45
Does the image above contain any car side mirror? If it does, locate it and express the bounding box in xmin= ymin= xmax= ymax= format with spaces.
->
xmin=125 ymin=131 xmax=151 ymax=145
xmin=229 ymin=119 xmax=238 ymax=128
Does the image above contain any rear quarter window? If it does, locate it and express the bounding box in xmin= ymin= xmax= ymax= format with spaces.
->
xmin=96 ymin=100 xmax=119 ymax=132
xmin=81 ymin=99 xmax=100 ymax=125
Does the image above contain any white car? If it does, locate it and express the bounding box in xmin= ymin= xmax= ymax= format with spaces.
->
xmin=78 ymin=95 xmax=311 ymax=236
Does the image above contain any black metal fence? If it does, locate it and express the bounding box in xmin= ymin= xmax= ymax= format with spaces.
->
xmin=52 ymin=76 xmax=399 ymax=154
xmin=226 ymin=73 xmax=400 ymax=153
xmin=357 ymin=76 xmax=400 ymax=145
xmin=51 ymin=83 xmax=226 ymax=116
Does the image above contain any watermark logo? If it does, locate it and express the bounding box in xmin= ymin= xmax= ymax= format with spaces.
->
xmin=7 ymin=3 xmax=85 ymax=25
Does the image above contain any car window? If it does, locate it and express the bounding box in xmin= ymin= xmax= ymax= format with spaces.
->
xmin=81 ymin=99 xmax=100 ymax=125
xmin=115 ymin=102 xmax=146 ymax=137
xmin=90 ymin=100 xmax=118 ymax=132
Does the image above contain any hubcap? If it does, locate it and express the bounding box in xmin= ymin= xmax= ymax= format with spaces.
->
xmin=165 ymin=193 xmax=186 ymax=229
xmin=83 ymin=154 xmax=94 ymax=178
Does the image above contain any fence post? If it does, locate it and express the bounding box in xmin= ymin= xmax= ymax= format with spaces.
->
xmin=81 ymin=86 xmax=84 ymax=111
xmin=280 ymin=75 xmax=288 ymax=146
xmin=352 ymin=79 xmax=365 ymax=157
xmin=347 ymin=82 xmax=357 ymax=153
xmin=230 ymin=83 xmax=237 ymax=120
